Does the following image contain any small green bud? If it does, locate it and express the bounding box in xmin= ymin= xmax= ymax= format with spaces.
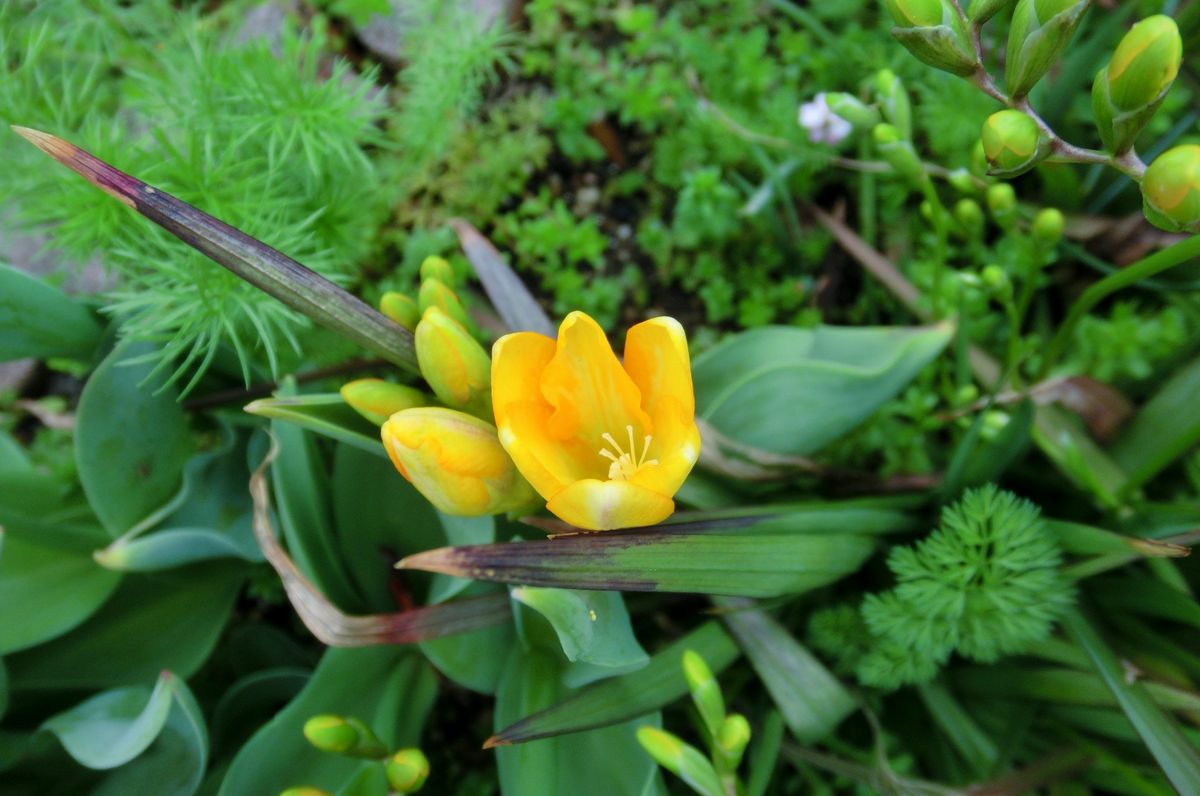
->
xmin=418 ymin=278 xmax=471 ymax=330
xmin=415 ymin=307 xmax=492 ymax=420
xmin=873 ymin=69 xmax=912 ymax=139
xmin=1032 ymin=207 xmax=1065 ymax=246
xmin=954 ymin=198 xmax=985 ymax=238
xmin=873 ymin=123 xmax=926 ymax=186
xmin=1093 ymin=15 xmax=1182 ymax=154
xmin=885 ymin=0 xmax=979 ymax=77
xmin=981 ymin=264 xmax=1010 ymax=293
xmin=419 ymin=255 xmax=456 ymax=287
xmin=1141 ymin=145 xmax=1200 ymax=233
xmin=955 ymin=384 xmax=980 ymax=405
xmin=681 ymin=649 xmax=724 ymax=737
xmin=340 ymin=378 xmax=430 ymax=426
xmin=637 ymin=726 xmax=725 ymax=796
xmin=302 ymin=715 xmax=386 ymax=759
xmin=947 ymin=168 xmax=978 ymax=194
xmin=982 ymin=409 xmax=1011 ymax=438
xmin=969 ymin=139 xmax=989 ymax=178
xmin=968 ymin=0 xmax=1013 ymax=23
xmin=385 ymin=748 xmax=431 ymax=793
xmin=824 ymin=92 xmax=880 ymax=130
xmin=280 ymin=788 xmax=333 ymax=796
xmin=1006 ymin=0 xmax=1089 ymax=98
xmin=714 ymin=713 xmax=752 ymax=771
xmin=981 ymin=110 xmax=1050 ymax=177
xmin=986 ymin=183 xmax=1017 ymax=226
xmin=380 ymin=291 xmax=420 ymax=331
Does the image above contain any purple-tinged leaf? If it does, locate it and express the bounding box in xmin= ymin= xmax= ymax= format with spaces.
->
xmin=450 ymin=218 xmax=556 ymax=336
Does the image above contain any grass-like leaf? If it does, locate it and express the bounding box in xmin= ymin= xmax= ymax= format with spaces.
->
xmin=451 ymin=218 xmax=556 ymax=336
xmin=244 ymin=393 xmax=385 ymax=459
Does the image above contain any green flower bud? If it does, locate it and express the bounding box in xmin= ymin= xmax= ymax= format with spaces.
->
xmin=954 ymin=198 xmax=985 ymax=238
xmin=380 ymin=291 xmax=420 ymax=331
xmin=1141 ymin=145 xmax=1200 ymax=233
xmin=302 ymin=715 xmax=386 ymax=759
xmin=415 ymin=307 xmax=492 ymax=420
xmin=1032 ymin=207 xmax=1065 ymax=246
xmin=981 ymin=110 xmax=1050 ymax=177
xmin=419 ymin=255 xmax=456 ymax=287
xmin=969 ymin=139 xmax=989 ymax=178
xmin=340 ymin=378 xmax=430 ymax=426
xmin=885 ymin=0 xmax=979 ymax=77
xmin=955 ymin=383 xmax=980 ymax=405
xmin=418 ymin=278 xmax=471 ymax=330
xmin=1006 ymin=0 xmax=1089 ymax=98
xmin=681 ymin=649 xmax=724 ymax=737
xmin=947 ymin=167 xmax=977 ymax=193
xmin=386 ymin=748 xmax=431 ymax=793
xmin=637 ymin=726 xmax=724 ymax=796
xmin=824 ymin=92 xmax=880 ymax=130
xmin=1093 ymin=15 xmax=1182 ymax=154
xmin=968 ymin=0 xmax=1013 ymax=23
xmin=874 ymin=123 xmax=926 ymax=185
xmin=981 ymin=264 xmax=1011 ymax=293
xmin=714 ymin=713 xmax=752 ymax=771
xmin=986 ymin=183 xmax=1017 ymax=226
xmin=280 ymin=788 xmax=333 ymax=796
xmin=873 ymin=69 xmax=912 ymax=139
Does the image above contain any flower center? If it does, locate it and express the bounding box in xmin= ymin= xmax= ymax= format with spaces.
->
xmin=598 ymin=425 xmax=659 ymax=481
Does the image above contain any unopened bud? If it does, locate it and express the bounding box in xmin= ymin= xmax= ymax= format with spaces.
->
xmin=280 ymin=788 xmax=332 ymax=796
xmin=981 ymin=264 xmax=1010 ymax=294
xmin=381 ymin=407 xmax=537 ymax=515
xmin=714 ymin=713 xmax=752 ymax=770
xmin=873 ymin=69 xmax=912 ymax=139
xmin=884 ymin=0 xmax=978 ymax=76
xmin=418 ymin=278 xmax=471 ymax=330
xmin=986 ymin=183 xmax=1017 ymax=226
xmin=419 ymin=255 xmax=456 ymax=286
xmin=415 ymin=307 xmax=491 ymax=420
xmin=955 ymin=384 xmax=980 ymax=405
xmin=636 ymin=726 xmax=725 ymax=796
xmin=1032 ymin=207 xmax=1065 ymax=246
xmin=954 ymin=198 xmax=985 ymax=238
xmin=302 ymin=715 xmax=386 ymax=759
xmin=874 ymin=123 xmax=925 ymax=186
xmin=1093 ymin=15 xmax=1182 ymax=154
xmin=947 ymin=168 xmax=978 ymax=193
xmin=968 ymin=0 xmax=1013 ymax=23
xmin=681 ymin=649 xmax=724 ymax=737
xmin=981 ymin=110 xmax=1050 ymax=177
xmin=1006 ymin=0 xmax=1089 ymax=98
xmin=823 ymin=92 xmax=880 ymax=130
xmin=1141 ymin=145 xmax=1200 ymax=233
xmin=380 ymin=292 xmax=420 ymax=331
xmin=386 ymin=748 xmax=431 ymax=793
xmin=340 ymin=379 xmax=429 ymax=426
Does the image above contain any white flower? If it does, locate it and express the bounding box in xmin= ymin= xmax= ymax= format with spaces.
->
xmin=798 ymin=93 xmax=852 ymax=146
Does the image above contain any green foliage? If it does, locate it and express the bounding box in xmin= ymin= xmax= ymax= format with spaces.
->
xmin=1067 ymin=301 xmax=1190 ymax=383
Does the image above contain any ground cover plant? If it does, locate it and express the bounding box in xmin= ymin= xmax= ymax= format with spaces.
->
xmin=2 ymin=0 xmax=1200 ymax=793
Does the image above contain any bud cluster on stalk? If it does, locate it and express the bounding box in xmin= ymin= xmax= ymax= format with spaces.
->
xmin=287 ymin=714 xmax=430 ymax=794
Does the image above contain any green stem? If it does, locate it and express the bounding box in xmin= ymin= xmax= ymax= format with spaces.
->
xmin=919 ymin=179 xmax=950 ymax=317
xmin=1038 ymin=235 xmax=1200 ymax=380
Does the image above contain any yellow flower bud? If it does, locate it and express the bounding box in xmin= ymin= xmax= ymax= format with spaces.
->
xmin=280 ymin=788 xmax=332 ymax=796
xmin=1006 ymin=0 xmax=1088 ymax=98
xmin=980 ymin=110 xmax=1049 ymax=177
xmin=418 ymin=255 xmax=455 ymax=286
xmin=415 ymin=307 xmax=492 ymax=420
xmin=884 ymin=0 xmax=978 ymax=77
xmin=302 ymin=715 xmax=385 ymax=758
xmin=385 ymin=748 xmax=431 ymax=793
xmin=1141 ymin=145 xmax=1200 ymax=233
xmin=340 ymin=379 xmax=429 ymax=426
xmin=1093 ymin=15 xmax=1182 ymax=154
xmin=681 ymin=649 xmax=724 ymax=737
xmin=714 ymin=713 xmax=752 ymax=770
xmin=380 ymin=291 xmax=420 ymax=330
xmin=417 ymin=278 xmax=471 ymax=329
xmin=636 ymin=726 xmax=724 ymax=795
xmin=381 ymin=407 xmax=537 ymax=515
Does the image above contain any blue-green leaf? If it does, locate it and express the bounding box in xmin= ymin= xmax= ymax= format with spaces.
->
xmin=0 ymin=263 xmax=101 ymax=362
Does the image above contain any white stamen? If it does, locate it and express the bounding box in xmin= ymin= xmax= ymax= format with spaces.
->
xmin=598 ymin=425 xmax=660 ymax=480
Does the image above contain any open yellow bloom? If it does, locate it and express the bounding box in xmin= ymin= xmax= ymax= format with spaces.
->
xmin=492 ymin=311 xmax=701 ymax=531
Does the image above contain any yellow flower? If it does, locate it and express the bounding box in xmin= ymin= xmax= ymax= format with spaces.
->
xmin=491 ymin=311 xmax=701 ymax=531
xmin=381 ymin=407 xmax=535 ymax=516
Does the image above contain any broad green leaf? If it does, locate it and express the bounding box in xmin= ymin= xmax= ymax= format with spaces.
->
xmin=95 ymin=527 xmax=262 ymax=572
xmin=246 ymin=394 xmax=383 ymax=458
xmin=692 ymin=323 xmax=952 ymax=455
xmin=494 ymin=648 xmax=659 ymax=795
xmin=716 ymin=598 xmax=854 ymax=743
xmin=219 ymin=648 xmax=436 ymax=796
xmin=209 ymin=668 xmax=310 ymax=760
xmin=1062 ymin=609 xmax=1200 ymax=795
xmin=402 ymin=531 xmax=875 ymax=598
xmin=419 ymin=583 xmax=514 ymax=695
xmin=75 ymin=340 xmax=194 ymax=537
xmin=1111 ymin=356 xmax=1200 ymax=493
xmin=7 ymin=563 xmax=244 ymax=689
xmin=0 ymin=533 xmax=122 ymax=654
xmin=269 ymin=399 xmax=364 ymax=612
xmin=0 ymin=263 xmax=100 ymax=362
xmin=488 ymin=621 xmax=740 ymax=746
xmin=512 ymin=587 xmax=649 ymax=686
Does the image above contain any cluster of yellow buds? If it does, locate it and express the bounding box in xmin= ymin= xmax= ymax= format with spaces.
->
xmin=343 ymin=257 xmax=702 ymax=532
xmin=284 ymin=715 xmax=430 ymax=795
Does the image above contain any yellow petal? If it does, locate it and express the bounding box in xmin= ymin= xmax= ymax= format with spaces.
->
xmin=629 ymin=396 xmax=701 ymax=496
xmin=491 ymin=331 xmax=556 ymax=429
xmin=546 ymin=479 xmax=675 ymax=531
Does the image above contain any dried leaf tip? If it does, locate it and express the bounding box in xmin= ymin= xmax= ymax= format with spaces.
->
xmin=10 ymin=125 xmax=77 ymax=162
xmin=481 ymin=735 xmax=509 ymax=750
